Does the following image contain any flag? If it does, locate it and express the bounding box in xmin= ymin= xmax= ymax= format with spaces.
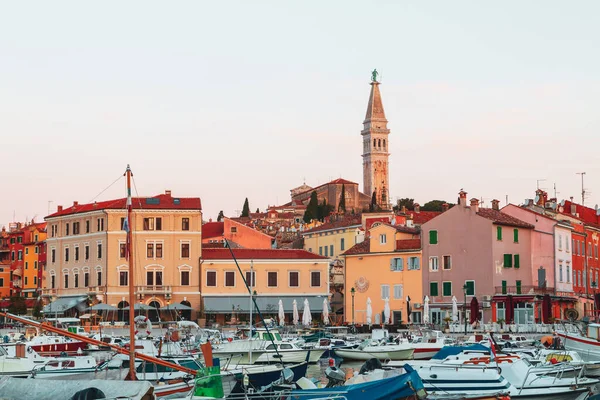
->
xmin=489 ymin=337 xmax=497 ymax=361
xmin=123 ymin=216 xmax=130 ymax=261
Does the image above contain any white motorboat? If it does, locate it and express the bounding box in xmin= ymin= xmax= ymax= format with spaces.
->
xmin=254 ymin=341 xmax=324 ymax=364
xmin=556 ymin=323 xmax=600 ymax=362
xmin=400 ymin=330 xmax=446 ymax=360
xmin=334 ymin=339 xmax=414 ymax=361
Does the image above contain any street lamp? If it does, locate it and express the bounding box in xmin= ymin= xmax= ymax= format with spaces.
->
xmin=351 ymin=287 xmax=356 ymax=326
xmin=463 ymin=283 xmax=468 ymax=335
xmin=592 ymin=281 xmax=598 ymax=321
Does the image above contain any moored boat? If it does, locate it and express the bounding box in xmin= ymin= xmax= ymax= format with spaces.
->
xmin=334 ymin=339 xmax=414 ymax=361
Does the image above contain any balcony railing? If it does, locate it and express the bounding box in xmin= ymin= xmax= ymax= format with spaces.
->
xmin=137 ymin=285 xmax=172 ymax=295
xmin=41 ymin=288 xmax=58 ymax=297
xmin=87 ymin=286 xmax=106 ymax=294
xmin=494 ymin=285 xmax=555 ymax=295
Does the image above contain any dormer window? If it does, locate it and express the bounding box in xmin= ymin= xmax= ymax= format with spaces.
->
xmin=379 ymin=234 xmax=387 ymax=244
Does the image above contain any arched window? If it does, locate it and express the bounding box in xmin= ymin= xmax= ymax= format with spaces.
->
xmin=180 ymin=300 xmax=192 ymax=321
xmin=378 ymin=139 xmax=381 ymax=148
xmin=148 ymin=300 xmax=161 ymax=322
xmin=383 ymin=139 xmax=386 ymax=149
xmin=373 ymin=139 xmax=376 ymax=148
xmin=117 ymin=300 xmax=129 ymax=322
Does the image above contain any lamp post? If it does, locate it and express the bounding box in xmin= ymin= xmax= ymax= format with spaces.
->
xmin=351 ymin=287 xmax=356 ymax=326
xmin=463 ymin=283 xmax=468 ymax=335
xmin=592 ymin=281 xmax=598 ymax=321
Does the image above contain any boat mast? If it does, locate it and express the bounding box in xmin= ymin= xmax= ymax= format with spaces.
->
xmin=125 ymin=165 xmax=136 ymax=381
xmin=249 ymin=260 xmax=253 ymax=364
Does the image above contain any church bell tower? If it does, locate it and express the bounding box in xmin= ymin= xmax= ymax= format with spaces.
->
xmin=362 ymin=70 xmax=390 ymax=210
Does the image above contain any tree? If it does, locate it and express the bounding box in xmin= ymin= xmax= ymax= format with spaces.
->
xmin=255 ymin=208 xmax=260 ymax=213
xmin=317 ymin=199 xmax=334 ymax=222
xmin=217 ymin=210 xmax=224 ymax=222
xmin=422 ymin=200 xmax=454 ymax=212
xmin=7 ymin=296 xmax=26 ymax=315
xmin=369 ymin=191 xmax=379 ymax=212
xmin=393 ymin=198 xmax=415 ymax=212
xmin=32 ymin=301 xmax=42 ymax=319
xmin=303 ymin=191 xmax=319 ymax=223
xmin=338 ymin=184 xmax=346 ymax=213
xmin=241 ymin=198 xmax=250 ymax=217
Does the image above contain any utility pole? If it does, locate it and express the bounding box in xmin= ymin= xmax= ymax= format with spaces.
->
xmin=576 ymin=172 xmax=587 ymax=206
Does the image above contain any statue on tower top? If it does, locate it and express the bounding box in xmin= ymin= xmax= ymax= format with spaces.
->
xmin=371 ymin=69 xmax=379 ymax=82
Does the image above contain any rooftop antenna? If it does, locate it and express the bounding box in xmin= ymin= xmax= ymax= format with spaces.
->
xmin=536 ymin=179 xmax=546 ymax=190
xmin=576 ymin=172 xmax=587 ymax=206
xmin=505 ymin=195 xmax=509 ymax=206
xmin=553 ymin=183 xmax=559 ymax=200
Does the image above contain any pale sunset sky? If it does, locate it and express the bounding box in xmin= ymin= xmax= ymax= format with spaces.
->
xmin=1 ymin=1 xmax=599 ymax=226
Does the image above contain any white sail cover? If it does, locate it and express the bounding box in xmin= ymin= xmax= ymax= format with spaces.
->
xmin=302 ymin=298 xmax=312 ymax=326
xmin=278 ymin=299 xmax=285 ymax=326
xmin=383 ymin=297 xmax=391 ymax=325
xmin=366 ymin=297 xmax=373 ymax=325
xmin=423 ymin=295 xmax=430 ymax=324
xmin=293 ymin=299 xmax=299 ymax=325
xmin=452 ymin=296 xmax=458 ymax=323
xmin=322 ymin=298 xmax=329 ymax=324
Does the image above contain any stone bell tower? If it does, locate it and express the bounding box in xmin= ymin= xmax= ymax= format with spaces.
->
xmin=362 ymin=70 xmax=390 ymax=210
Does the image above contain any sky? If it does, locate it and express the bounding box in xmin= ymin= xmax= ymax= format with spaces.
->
xmin=1 ymin=1 xmax=600 ymax=226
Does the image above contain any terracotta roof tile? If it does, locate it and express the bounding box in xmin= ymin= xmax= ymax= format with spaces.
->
xmin=395 ymin=239 xmax=421 ymax=251
xmin=202 ymin=222 xmax=224 ymax=239
xmin=409 ymin=211 xmax=441 ymax=225
xmin=342 ymin=240 xmax=370 ymax=255
xmin=202 ymin=248 xmax=327 ymax=260
xmin=476 ymin=208 xmax=534 ymax=229
xmin=302 ymin=215 xmax=362 ymax=234
xmin=294 ymin=178 xmax=358 ymax=198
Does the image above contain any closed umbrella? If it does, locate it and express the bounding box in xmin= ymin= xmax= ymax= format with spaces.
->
xmin=541 ymin=294 xmax=551 ymax=324
xmin=505 ymin=295 xmax=514 ymax=323
xmin=322 ymin=298 xmax=329 ymax=325
xmin=423 ymin=296 xmax=430 ymax=324
xmin=302 ymin=298 xmax=312 ymax=327
xmin=278 ymin=299 xmax=285 ymax=326
xmin=470 ymin=297 xmax=479 ymax=324
xmin=292 ymin=299 xmax=299 ymax=325
xmin=383 ymin=297 xmax=391 ymax=325
xmin=452 ymin=296 xmax=458 ymax=323
xmin=366 ymin=297 xmax=373 ymax=326
xmin=406 ymin=296 xmax=412 ymax=324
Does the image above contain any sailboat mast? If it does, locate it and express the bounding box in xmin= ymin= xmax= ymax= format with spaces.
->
xmin=125 ymin=164 xmax=136 ymax=381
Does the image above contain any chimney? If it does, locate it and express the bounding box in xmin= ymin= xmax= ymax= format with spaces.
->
xmin=414 ymin=203 xmax=420 ymax=213
xmin=165 ymin=190 xmax=172 ymax=196
xmin=570 ymin=197 xmax=576 ymax=216
xmin=491 ymin=199 xmax=500 ymax=211
xmin=401 ymin=206 xmax=407 ymax=214
xmin=442 ymin=203 xmax=449 ymax=212
xmin=73 ymin=201 xmax=78 ymax=207
xmin=470 ymin=198 xmax=480 ymax=213
xmin=57 ymin=205 xmax=63 ymax=212
xmin=458 ymin=190 xmax=468 ymax=206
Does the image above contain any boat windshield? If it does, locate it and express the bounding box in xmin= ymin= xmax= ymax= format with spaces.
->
xmin=263 ymin=332 xmax=282 ymax=341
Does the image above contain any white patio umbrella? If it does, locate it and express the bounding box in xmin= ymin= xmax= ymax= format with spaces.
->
xmin=322 ymin=298 xmax=329 ymax=325
xmin=383 ymin=297 xmax=391 ymax=325
xmin=452 ymin=296 xmax=458 ymax=323
xmin=423 ymin=296 xmax=430 ymax=324
xmin=366 ymin=297 xmax=373 ymax=326
xmin=302 ymin=298 xmax=312 ymax=327
xmin=292 ymin=299 xmax=299 ymax=325
xmin=278 ymin=299 xmax=285 ymax=326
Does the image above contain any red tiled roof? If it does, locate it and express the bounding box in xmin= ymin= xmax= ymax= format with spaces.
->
xmin=202 ymin=248 xmax=327 ymax=260
xmin=395 ymin=239 xmax=421 ymax=251
xmin=395 ymin=225 xmax=420 ymax=234
xmin=302 ymin=215 xmax=362 ymax=234
xmin=342 ymin=240 xmax=370 ymax=256
xmin=409 ymin=211 xmax=442 ymax=225
xmin=46 ymin=193 xmax=202 ymax=218
xmin=294 ymin=178 xmax=358 ymax=198
xmin=202 ymin=222 xmax=224 ymax=239
xmin=365 ymin=217 xmax=390 ymax=231
xmin=476 ymin=208 xmax=534 ymax=229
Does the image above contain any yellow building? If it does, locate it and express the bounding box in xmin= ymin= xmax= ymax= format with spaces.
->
xmin=43 ymin=191 xmax=202 ymax=320
xmin=302 ymin=216 xmax=364 ymax=260
xmin=22 ymin=223 xmax=47 ymax=298
xmin=200 ymin=248 xmax=329 ymax=325
xmin=343 ymin=222 xmax=423 ymax=325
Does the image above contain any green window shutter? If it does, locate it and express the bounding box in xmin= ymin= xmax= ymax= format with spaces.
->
xmin=516 ymin=280 xmax=522 ymax=294
xmin=429 ymin=230 xmax=438 ymax=245
xmin=504 ymin=254 xmax=512 ymax=268
xmin=497 ymin=226 xmax=502 ymax=241
xmin=430 ymin=282 xmax=438 ymax=297
xmin=513 ymin=229 xmax=519 ymax=243
xmin=501 ymin=280 xmax=507 ymax=294
xmin=514 ymin=254 xmax=520 ymax=269
xmin=443 ymin=282 xmax=452 ymax=296
xmin=466 ymin=281 xmax=475 ymax=296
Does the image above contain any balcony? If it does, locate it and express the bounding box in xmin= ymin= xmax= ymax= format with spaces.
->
xmin=137 ymin=285 xmax=172 ymax=295
xmin=87 ymin=286 xmax=107 ymax=295
xmin=42 ymin=288 xmax=58 ymax=297
xmin=12 ymin=280 xmax=21 ymax=288
xmin=494 ymin=285 xmax=555 ymax=296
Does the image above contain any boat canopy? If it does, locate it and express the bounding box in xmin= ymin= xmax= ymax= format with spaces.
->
xmin=431 ymin=344 xmax=489 ymax=360
xmin=203 ymin=295 xmax=326 ymax=313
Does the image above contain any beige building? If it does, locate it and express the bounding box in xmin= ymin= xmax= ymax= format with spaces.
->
xmin=43 ymin=191 xmax=202 ymax=320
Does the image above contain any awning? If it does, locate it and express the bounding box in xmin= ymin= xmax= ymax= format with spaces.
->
xmin=203 ymin=295 xmax=327 ymax=313
xmin=42 ymin=296 xmax=87 ymax=315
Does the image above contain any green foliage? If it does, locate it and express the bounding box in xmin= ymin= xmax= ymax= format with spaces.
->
xmin=369 ymin=191 xmax=380 ymax=212
xmin=241 ymin=198 xmax=250 ymax=217
xmin=317 ymin=199 xmax=334 ymax=222
xmin=7 ymin=296 xmax=27 ymax=315
xmin=393 ymin=198 xmax=415 ymax=212
xmin=255 ymin=208 xmax=260 ymax=213
xmin=217 ymin=210 xmax=224 ymax=222
xmin=303 ymin=191 xmax=319 ymax=223
xmin=422 ymin=200 xmax=454 ymax=212
xmin=338 ymin=184 xmax=346 ymax=213
xmin=32 ymin=301 xmax=43 ymax=318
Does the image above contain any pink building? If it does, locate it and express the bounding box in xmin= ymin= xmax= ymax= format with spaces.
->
xmin=202 ymin=217 xmax=273 ymax=249
xmin=421 ymin=191 xmax=534 ymax=324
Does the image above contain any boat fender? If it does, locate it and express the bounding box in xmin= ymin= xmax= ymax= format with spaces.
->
xmin=133 ymin=316 xmax=152 ymax=337
xmin=27 ymin=347 xmax=33 ymax=354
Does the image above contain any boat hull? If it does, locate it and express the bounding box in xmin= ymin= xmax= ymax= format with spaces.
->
xmin=29 ymin=341 xmax=87 ymax=357
xmin=556 ymin=331 xmax=600 ymax=362
xmin=254 ymin=349 xmax=324 ymax=364
xmin=335 ymin=347 xmax=414 ymax=361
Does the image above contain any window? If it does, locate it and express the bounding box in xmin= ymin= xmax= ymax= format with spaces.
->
xmin=319 ymin=247 xmax=322 ymax=256
xmin=324 ymin=246 xmax=328 ymax=257
xmin=147 ymin=271 xmax=163 ymax=286
xmin=573 ymin=239 xmax=577 ymax=255
xmin=64 ymin=248 xmax=69 ymax=262
xmin=64 ymin=274 xmax=69 ymax=289
xmin=429 ymin=257 xmax=439 ymax=271
xmin=513 ymin=229 xmax=519 ymax=243
xmin=408 ymin=257 xmax=420 ymax=270
xmin=514 ymin=254 xmax=520 ymax=269
xmin=51 ymin=275 xmax=56 ymax=289
xmin=25 ymin=262 xmax=28 ymax=270
xmin=33 ymin=276 xmax=37 ymax=285
xmin=73 ymin=222 xmax=80 ymax=235
xmin=85 ymin=220 xmax=90 ymax=233
xmin=17 ymin=237 xmax=22 ymax=243
xmin=443 ymin=255 xmax=452 ymax=270
xmin=143 ymin=218 xmax=154 ymax=231
xmin=289 ymin=271 xmax=299 ymax=287
xmin=567 ymin=265 xmax=571 ymax=283
xmin=120 ymin=243 xmax=127 ymax=258
xmin=97 ymin=271 xmax=102 ymax=286
xmin=429 ymin=230 xmax=438 ymax=245
xmin=503 ymin=254 xmax=512 ymax=268
xmin=24 ymin=277 xmax=28 ymax=286
xmin=120 ymin=217 xmax=126 ymax=230
xmin=225 ymin=271 xmax=235 ymax=287
xmin=443 ymin=281 xmax=452 ymax=296
xmin=97 ymin=218 xmax=104 ymax=232
xmin=156 ymin=217 xmax=162 ymax=231
xmin=430 ymin=282 xmax=439 ymax=296
xmin=34 ymin=261 xmax=37 ymax=269
xmin=11 ymin=252 xmax=14 ymax=261
xmin=496 ymin=226 xmax=502 ymax=241
xmin=268 ymin=272 xmax=278 ymax=287
xmin=516 ymin=280 xmax=522 ymax=294
xmin=18 ymin=250 xmax=22 ymax=260
xmin=85 ymin=245 xmax=89 ymax=260
xmin=206 ymin=271 xmax=217 ymax=287
xmin=147 ymin=243 xmax=154 ymax=258
xmin=155 ymin=243 xmax=163 ymax=258
xmin=393 ymin=284 xmax=403 ymax=299
xmin=181 ymin=271 xmax=190 ymax=286
xmin=65 ymin=223 xmax=70 ymax=236
xmin=84 ymin=272 xmax=89 ymax=287
xmin=329 ymin=244 xmax=333 ymax=256
xmin=390 ymin=258 xmax=403 ymax=271
xmin=245 ymin=271 xmax=256 ymax=287
xmin=596 ymin=245 xmax=599 ymax=259
xmin=380 ymin=234 xmax=387 ymax=244
xmin=10 ymin=238 xmax=15 ymax=244
xmin=558 ymin=235 xmax=562 ymax=250
xmin=97 ymin=243 xmax=102 ymax=259
xmin=119 ymin=271 xmax=128 ymax=286
xmin=181 ymin=243 xmax=190 ymax=258
xmin=25 ymin=248 xmax=29 ymax=255
xmin=465 ymin=280 xmax=475 ymax=296
xmin=311 ymin=271 xmax=321 ymax=287
xmin=566 ymin=238 xmax=570 ymax=252
xmin=340 ymin=238 xmax=345 ymax=251
xmin=34 ymin=246 xmax=38 ymax=254
xmin=74 ymin=246 xmax=79 ymax=261
xmin=589 ymin=242 xmax=593 ymax=258
xmin=182 ymin=218 xmax=190 ymax=231
xmin=381 ymin=284 xmax=390 ymax=300
xmin=74 ymin=273 xmax=79 ymax=288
